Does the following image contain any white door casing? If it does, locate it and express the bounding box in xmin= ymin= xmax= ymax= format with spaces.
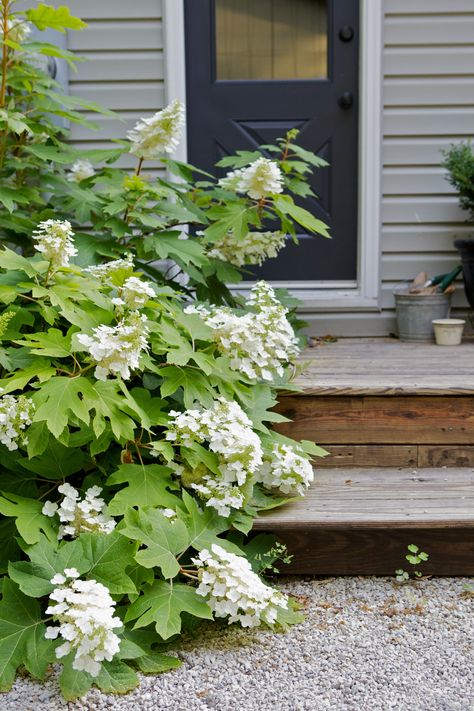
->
xmin=162 ymin=0 xmax=383 ymax=312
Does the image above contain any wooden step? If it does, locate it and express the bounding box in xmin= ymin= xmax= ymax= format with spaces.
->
xmin=277 ymin=338 xmax=474 ymax=467
xmin=254 ymin=468 xmax=474 ymax=575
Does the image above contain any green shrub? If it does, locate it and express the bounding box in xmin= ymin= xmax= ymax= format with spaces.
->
xmin=0 ymin=1 xmax=330 ymax=699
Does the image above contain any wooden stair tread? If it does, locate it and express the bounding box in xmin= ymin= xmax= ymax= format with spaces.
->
xmin=254 ymin=468 xmax=474 ymax=530
xmin=295 ymin=338 xmax=474 ymax=395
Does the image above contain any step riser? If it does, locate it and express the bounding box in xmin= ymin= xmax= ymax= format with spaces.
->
xmin=263 ymin=528 xmax=474 ymax=575
xmin=277 ymin=392 xmax=474 ymax=465
xmin=316 ymin=445 xmax=474 ymax=468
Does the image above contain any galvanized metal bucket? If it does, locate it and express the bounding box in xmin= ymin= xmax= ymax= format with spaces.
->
xmin=395 ymin=292 xmax=451 ymax=342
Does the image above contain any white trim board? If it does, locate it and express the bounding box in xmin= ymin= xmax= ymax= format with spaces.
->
xmin=162 ymin=0 xmax=383 ymax=312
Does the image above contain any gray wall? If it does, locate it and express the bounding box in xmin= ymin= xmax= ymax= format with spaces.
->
xmin=64 ymin=0 xmax=474 ymax=335
xmin=308 ymin=0 xmax=474 ymax=336
xmin=67 ymin=0 xmax=165 ymax=171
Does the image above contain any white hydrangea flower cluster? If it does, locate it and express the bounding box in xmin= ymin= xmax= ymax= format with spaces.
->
xmin=7 ymin=17 xmax=32 ymax=43
xmin=257 ymin=444 xmax=314 ymax=496
xmin=86 ymin=256 xmax=134 ymax=282
xmin=166 ymin=397 xmax=263 ymax=517
xmin=193 ymin=544 xmax=288 ymax=628
xmin=219 ymin=157 xmax=283 ymax=200
xmin=33 ymin=219 xmax=78 ymax=268
xmin=0 ymin=394 xmax=34 ymax=451
xmin=67 ymin=159 xmax=95 ymax=183
xmin=185 ymin=281 xmax=299 ymax=381
xmin=77 ymin=311 xmax=149 ymax=380
xmin=127 ymin=99 xmax=185 ymax=160
xmin=111 ymin=276 xmax=155 ymax=309
xmin=42 ymin=483 xmax=116 ymax=539
xmin=208 ymin=230 xmax=287 ymax=267
xmin=45 ymin=568 xmax=121 ymax=677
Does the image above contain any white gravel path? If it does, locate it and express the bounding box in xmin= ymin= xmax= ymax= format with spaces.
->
xmin=2 ymin=577 xmax=473 ymax=711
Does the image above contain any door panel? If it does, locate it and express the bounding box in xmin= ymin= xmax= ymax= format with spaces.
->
xmin=184 ymin=0 xmax=359 ymax=283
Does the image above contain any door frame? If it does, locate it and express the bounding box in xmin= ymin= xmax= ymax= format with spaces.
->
xmin=163 ymin=0 xmax=383 ymax=312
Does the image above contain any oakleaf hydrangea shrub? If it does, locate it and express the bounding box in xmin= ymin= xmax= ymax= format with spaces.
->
xmin=0 ymin=1 xmax=329 ymax=701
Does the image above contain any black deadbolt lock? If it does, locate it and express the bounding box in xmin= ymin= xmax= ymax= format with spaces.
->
xmin=338 ymin=92 xmax=354 ymax=109
xmin=339 ymin=25 xmax=354 ymax=42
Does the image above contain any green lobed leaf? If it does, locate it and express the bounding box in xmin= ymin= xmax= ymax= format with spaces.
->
xmin=33 ymin=377 xmax=93 ymax=437
xmin=125 ymin=579 xmax=212 ymax=640
xmin=26 ymin=4 xmax=88 ymax=32
xmin=79 ymin=531 xmax=138 ymax=595
xmin=0 ymin=492 xmax=56 ymax=544
xmin=94 ymin=660 xmax=138 ymax=694
xmin=273 ymin=195 xmax=331 ymax=237
xmin=0 ymin=579 xmax=55 ymax=691
xmin=135 ymin=652 xmax=181 ymax=674
xmin=120 ymin=508 xmax=189 ymax=579
xmin=9 ymin=536 xmax=86 ymax=598
xmin=107 ymin=464 xmax=181 ymax=516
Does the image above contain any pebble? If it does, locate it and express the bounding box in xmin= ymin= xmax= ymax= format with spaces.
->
xmin=1 ymin=577 xmax=473 ymax=711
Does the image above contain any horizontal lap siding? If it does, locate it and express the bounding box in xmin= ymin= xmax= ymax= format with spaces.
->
xmin=67 ymin=1 xmax=165 ymax=171
xmin=378 ymin=0 xmax=474 ymax=335
xmin=308 ymin=2 xmax=474 ymax=335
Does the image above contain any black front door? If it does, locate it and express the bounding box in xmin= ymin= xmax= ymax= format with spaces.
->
xmin=184 ymin=0 xmax=359 ymax=282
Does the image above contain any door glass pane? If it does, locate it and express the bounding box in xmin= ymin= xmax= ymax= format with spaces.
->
xmin=215 ymin=0 xmax=328 ymax=81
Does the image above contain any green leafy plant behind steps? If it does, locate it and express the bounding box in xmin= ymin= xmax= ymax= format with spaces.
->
xmin=0 ymin=0 xmax=330 ymax=700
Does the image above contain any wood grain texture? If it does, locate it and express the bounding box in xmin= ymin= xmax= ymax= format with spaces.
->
xmin=319 ymin=445 xmax=474 ymax=468
xmin=276 ymin=396 xmax=474 ymax=445
xmin=293 ymin=339 xmax=474 ymax=396
xmin=267 ymin=528 xmax=474 ymax=575
xmin=317 ymin=445 xmax=418 ymax=468
xmin=254 ymin=468 xmax=474 ymax=529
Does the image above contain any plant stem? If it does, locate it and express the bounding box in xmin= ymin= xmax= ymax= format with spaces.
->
xmin=0 ymin=0 xmax=11 ymax=168
xmin=135 ymin=157 xmax=144 ymax=176
xmin=0 ymin=1 xmax=10 ymax=109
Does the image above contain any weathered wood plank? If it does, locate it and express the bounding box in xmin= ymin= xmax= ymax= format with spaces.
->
xmin=254 ymin=468 xmax=474 ymax=529
xmin=418 ymin=446 xmax=474 ymax=467
xmin=317 ymin=445 xmax=418 ymax=468
xmin=276 ymin=396 xmax=474 ymax=444
xmin=319 ymin=445 xmax=474 ymax=468
xmin=294 ymin=339 xmax=474 ymax=396
xmin=267 ymin=529 xmax=474 ymax=575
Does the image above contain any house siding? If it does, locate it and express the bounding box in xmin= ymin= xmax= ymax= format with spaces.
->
xmin=309 ymin=0 xmax=474 ymax=336
xmin=60 ymin=1 xmax=473 ymax=335
xmin=66 ymin=0 xmax=165 ymax=171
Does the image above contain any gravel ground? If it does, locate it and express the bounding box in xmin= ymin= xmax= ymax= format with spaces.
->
xmin=2 ymin=577 xmax=473 ymax=711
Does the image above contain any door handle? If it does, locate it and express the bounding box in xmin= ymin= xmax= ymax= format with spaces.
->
xmin=338 ymin=92 xmax=353 ymax=109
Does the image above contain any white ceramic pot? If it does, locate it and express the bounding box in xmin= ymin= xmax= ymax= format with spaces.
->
xmin=432 ymin=318 xmax=466 ymax=346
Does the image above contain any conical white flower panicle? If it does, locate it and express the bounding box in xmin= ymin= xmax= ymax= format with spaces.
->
xmin=45 ymin=569 xmax=121 ymax=677
xmin=166 ymin=397 xmax=263 ymax=517
xmin=77 ymin=311 xmax=149 ymax=381
xmin=0 ymin=394 xmax=34 ymax=451
xmin=33 ymin=219 xmax=77 ymax=268
xmin=185 ymin=281 xmax=299 ymax=382
xmin=111 ymin=276 xmax=155 ymax=310
xmin=218 ymin=157 xmax=283 ymax=200
xmin=86 ymin=255 xmax=134 ymax=284
xmin=67 ymin=159 xmax=95 ymax=183
xmin=42 ymin=484 xmax=116 ymax=539
xmin=208 ymin=230 xmax=287 ymax=267
xmin=257 ymin=444 xmax=314 ymax=496
xmin=193 ymin=544 xmax=288 ymax=628
xmin=127 ymin=99 xmax=185 ymax=160
xmin=7 ymin=17 xmax=32 ymax=43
